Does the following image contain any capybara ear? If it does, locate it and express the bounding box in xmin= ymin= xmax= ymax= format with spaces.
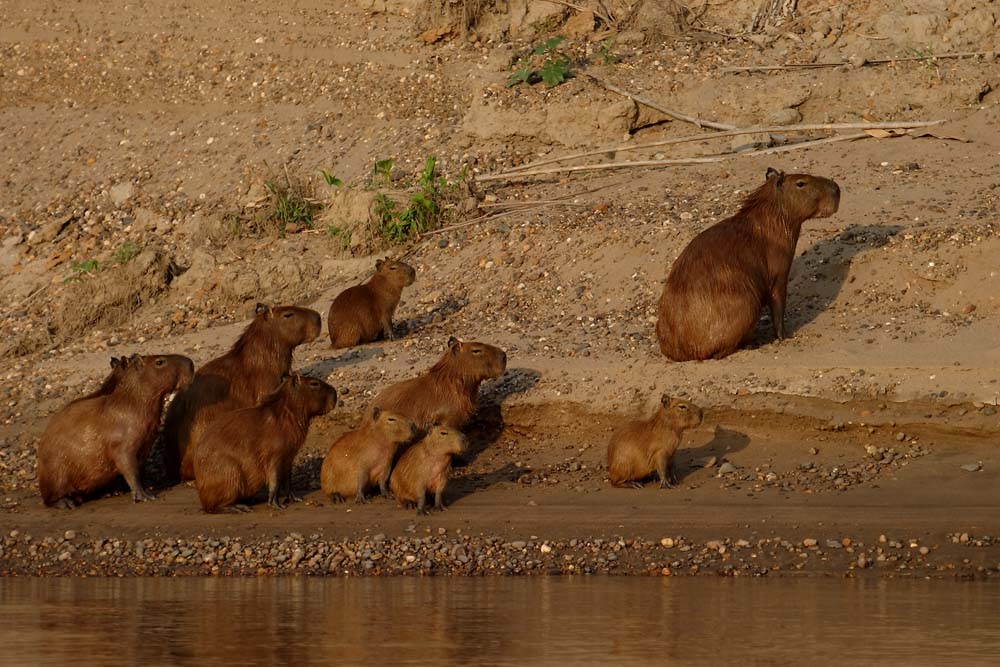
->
xmin=255 ymin=302 xmax=271 ymax=318
xmin=291 ymin=374 xmax=301 ymax=386
xmin=766 ymin=167 xmax=785 ymax=185
xmin=448 ymin=336 xmax=461 ymax=351
xmin=128 ymin=353 xmax=143 ymax=367
xmin=660 ymin=393 xmax=671 ymax=407
xmin=372 ymin=406 xmax=382 ymax=420
xmin=110 ymin=356 xmax=122 ymax=369
xmin=376 ymin=258 xmax=384 ymax=270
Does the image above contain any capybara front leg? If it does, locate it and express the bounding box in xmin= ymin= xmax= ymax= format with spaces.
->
xmin=381 ymin=318 xmax=395 ymax=341
xmin=656 ymin=452 xmax=674 ymax=489
xmin=354 ymin=469 xmax=370 ymax=504
xmin=112 ymin=448 xmax=156 ymax=502
xmin=267 ymin=468 xmax=286 ymax=510
xmin=433 ymin=488 xmax=447 ymax=511
xmin=770 ymin=276 xmax=789 ymax=340
xmin=282 ymin=469 xmax=302 ymax=504
xmin=416 ymin=491 xmax=428 ymax=516
xmin=379 ymin=473 xmax=393 ymax=500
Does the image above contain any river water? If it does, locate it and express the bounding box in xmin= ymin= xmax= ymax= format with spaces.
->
xmin=2 ymin=577 xmax=998 ymax=666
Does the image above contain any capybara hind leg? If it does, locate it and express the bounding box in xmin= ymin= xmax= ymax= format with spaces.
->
xmin=655 ymin=452 xmax=674 ymax=489
xmin=112 ymin=448 xmax=156 ymax=502
xmin=379 ymin=474 xmax=393 ymax=500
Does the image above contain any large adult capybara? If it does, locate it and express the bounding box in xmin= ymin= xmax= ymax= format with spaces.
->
xmin=37 ymin=354 xmax=195 ymax=508
xmin=161 ymin=303 xmax=322 ymax=481
xmin=194 ymin=374 xmax=337 ymax=513
xmin=370 ymin=336 xmax=507 ymax=431
xmin=320 ymin=407 xmax=418 ymax=503
xmin=656 ymin=168 xmax=841 ymax=361
xmin=328 ymin=258 xmax=416 ymax=348
xmin=607 ymin=395 xmax=703 ymax=489
xmin=389 ymin=425 xmax=468 ymax=514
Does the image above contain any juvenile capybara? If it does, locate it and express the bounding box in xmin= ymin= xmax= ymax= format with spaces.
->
xmin=161 ymin=303 xmax=322 ymax=481
xmin=656 ymin=168 xmax=841 ymax=361
xmin=607 ymin=395 xmax=703 ymax=489
xmin=389 ymin=425 xmax=468 ymax=514
xmin=370 ymin=336 xmax=507 ymax=431
xmin=328 ymin=258 xmax=416 ymax=348
xmin=194 ymin=374 xmax=337 ymax=513
xmin=320 ymin=407 xmax=418 ymax=503
xmin=36 ymin=354 xmax=195 ymax=508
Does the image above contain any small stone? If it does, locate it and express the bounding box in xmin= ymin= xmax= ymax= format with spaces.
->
xmin=803 ymin=538 xmax=818 ymax=548
xmin=510 ymin=541 xmax=527 ymax=549
xmin=58 ymin=551 xmax=71 ymax=561
xmin=809 ymin=447 xmax=819 ymax=455
xmin=961 ymin=463 xmax=982 ymax=472
xmin=540 ymin=544 xmax=552 ymax=554
xmin=766 ymin=107 xmax=802 ymax=126
xmin=895 ymin=432 xmax=906 ymax=442
xmin=856 ymin=555 xmax=869 ymax=568
xmin=63 ymin=530 xmax=76 ymax=540
xmin=919 ymin=546 xmax=930 ymax=555
xmin=718 ymin=462 xmax=737 ymax=475
xmin=703 ymin=456 xmax=717 ymax=468
xmin=660 ymin=537 xmax=675 ymax=548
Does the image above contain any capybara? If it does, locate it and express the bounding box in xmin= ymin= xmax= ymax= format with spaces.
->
xmin=370 ymin=336 xmax=507 ymax=430
xmin=37 ymin=354 xmax=195 ymax=508
xmin=328 ymin=258 xmax=416 ymax=348
xmin=320 ymin=407 xmax=418 ymax=503
xmin=162 ymin=303 xmax=322 ymax=481
xmin=194 ymin=374 xmax=338 ymax=513
xmin=656 ymin=168 xmax=841 ymax=361
xmin=607 ymin=395 xmax=703 ymax=489
xmin=389 ymin=425 xmax=468 ymax=514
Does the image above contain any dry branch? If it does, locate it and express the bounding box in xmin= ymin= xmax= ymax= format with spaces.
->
xmin=587 ymin=75 xmax=737 ymax=131
xmin=502 ymin=120 xmax=946 ymax=173
xmin=720 ymin=50 xmax=1000 ymax=74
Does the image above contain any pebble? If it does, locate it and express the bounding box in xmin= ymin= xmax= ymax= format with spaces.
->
xmin=961 ymin=463 xmax=982 ymax=472
xmin=718 ymin=462 xmax=737 ymax=475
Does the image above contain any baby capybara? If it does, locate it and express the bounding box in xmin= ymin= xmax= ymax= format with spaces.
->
xmin=194 ymin=374 xmax=337 ymax=513
xmin=37 ymin=354 xmax=194 ymax=508
xmin=370 ymin=336 xmax=507 ymax=431
xmin=328 ymin=258 xmax=416 ymax=348
xmin=162 ymin=303 xmax=322 ymax=481
xmin=320 ymin=407 xmax=418 ymax=503
xmin=607 ymin=395 xmax=703 ymax=489
xmin=656 ymin=168 xmax=841 ymax=361
xmin=389 ymin=425 xmax=468 ymax=514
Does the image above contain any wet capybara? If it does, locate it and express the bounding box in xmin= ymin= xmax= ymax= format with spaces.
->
xmin=656 ymin=168 xmax=841 ymax=361
xmin=389 ymin=425 xmax=468 ymax=514
xmin=320 ymin=407 xmax=418 ymax=503
xmin=161 ymin=303 xmax=322 ymax=481
xmin=194 ymin=374 xmax=337 ymax=513
xmin=37 ymin=354 xmax=195 ymax=508
xmin=607 ymin=395 xmax=703 ymax=489
xmin=370 ymin=336 xmax=507 ymax=431
xmin=328 ymin=258 xmax=416 ymax=348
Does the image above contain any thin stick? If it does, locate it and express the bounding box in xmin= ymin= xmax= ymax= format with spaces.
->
xmin=741 ymin=132 xmax=869 ymax=156
xmin=587 ymin=75 xmax=738 ymax=131
xmin=423 ymin=209 xmax=524 ymax=237
xmin=481 ymin=199 xmax=588 ymax=208
xmin=502 ymin=120 xmax=946 ymax=173
xmin=720 ymin=49 xmax=999 ymax=73
xmin=477 ymin=157 xmax=724 ymax=182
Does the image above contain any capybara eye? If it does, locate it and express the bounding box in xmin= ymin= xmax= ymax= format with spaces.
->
xmin=283 ymin=312 xmax=294 ymax=318
xmin=472 ymin=349 xmax=482 ymax=355
xmin=796 ymin=180 xmax=806 ymax=188
xmin=678 ymin=404 xmax=687 ymax=410
xmin=155 ymin=359 xmax=165 ymax=367
xmin=388 ymin=417 xmax=396 ymax=422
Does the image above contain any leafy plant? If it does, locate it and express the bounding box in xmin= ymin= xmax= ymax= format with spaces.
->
xmin=372 ymin=158 xmax=394 ymax=187
xmin=326 ymin=223 xmax=352 ymax=250
xmin=113 ymin=240 xmax=140 ymax=264
xmin=507 ymin=36 xmax=572 ymax=88
xmin=371 ymin=155 xmax=462 ymax=243
xmin=599 ymin=37 xmax=619 ymax=65
xmin=320 ymin=169 xmax=343 ymax=187
xmin=265 ymin=179 xmax=316 ymax=229
xmin=65 ymin=258 xmax=100 ymax=283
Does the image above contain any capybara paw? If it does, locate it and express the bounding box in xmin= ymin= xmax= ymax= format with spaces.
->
xmin=267 ymin=499 xmax=287 ymax=510
xmin=658 ymin=480 xmax=675 ymax=490
xmin=284 ymin=493 xmax=304 ymax=504
xmin=354 ymin=495 xmax=370 ymax=505
xmin=54 ymin=497 xmax=77 ymax=510
xmin=133 ymin=489 xmax=158 ymax=502
xmin=630 ymin=481 xmax=644 ymax=489
xmin=225 ymin=504 xmax=253 ymax=514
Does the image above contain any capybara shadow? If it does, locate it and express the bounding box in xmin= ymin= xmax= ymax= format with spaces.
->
xmin=301 ymin=345 xmax=383 ymax=379
xmin=656 ymin=168 xmax=841 ymax=361
xmin=397 ymin=296 xmax=469 ymax=337
xmin=448 ymin=462 xmax=521 ymax=503
xmin=783 ymin=223 xmax=903 ymax=336
xmin=460 ymin=367 xmax=541 ymax=467
xmin=674 ymin=426 xmax=751 ymax=482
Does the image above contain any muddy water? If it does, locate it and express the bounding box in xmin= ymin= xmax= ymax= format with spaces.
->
xmin=2 ymin=578 xmax=998 ymax=666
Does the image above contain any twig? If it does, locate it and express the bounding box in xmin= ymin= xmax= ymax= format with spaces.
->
xmin=422 ymin=209 xmax=524 ymax=237
xmin=740 ymin=132 xmax=869 ymax=156
xmin=502 ymin=120 xmax=946 ymax=173
xmin=720 ymin=49 xmax=1000 ymax=73
xmin=481 ymin=199 xmax=589 ymax=208
xmin=587 ymin=75 xmax=737 ymax=131
xmin=477 ymin=157 xmax=724 ymax=183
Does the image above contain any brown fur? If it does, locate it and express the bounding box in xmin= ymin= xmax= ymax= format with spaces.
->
xmin=389 ymin=425 xmax=467 ymax=514
xmin=320 ymin=407 xmax=417 ymax=503
xmin=194 ymin=374 xmax=337 ymax=513
xmin=607 ymin=395 xmax=703 ymax=489
xmin=161 ymin=303 xmax=322 ymax=481
xmin=656 ymin=168 xmax=841 ymax=361
xmin=328 ymin=259 xmax=416 ymax=348
xmin=370 ymin=337 xmax=507 ymax=431
xmin=36 ymin=354 xmax=194 ymax=508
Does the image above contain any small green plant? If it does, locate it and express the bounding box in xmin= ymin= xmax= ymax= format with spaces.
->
xmin=320 ymin=169 xmax=343 ymax=187
xmin=113 ymin=240 xmax=140 ymax=264
xmin=265 ymin=179 xmax=316 ymax=229
xmin=599 ymin=37 xmax=619 ymax=65
xmin=371 ymin=155 xmax=462 ymax=243
xmin=372 ymin=158 xmax=394 ymax=187
xmin=64 ymin=258 xmax=100 ymax=283
xmin=507 ymin=36 xmax=572 ymax=88
xmin=326 ymin=223 xmax=352 ymax=250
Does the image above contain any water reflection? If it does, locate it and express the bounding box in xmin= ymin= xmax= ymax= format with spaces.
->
xmin=2 ymin=578 xmax=999 ymax=666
